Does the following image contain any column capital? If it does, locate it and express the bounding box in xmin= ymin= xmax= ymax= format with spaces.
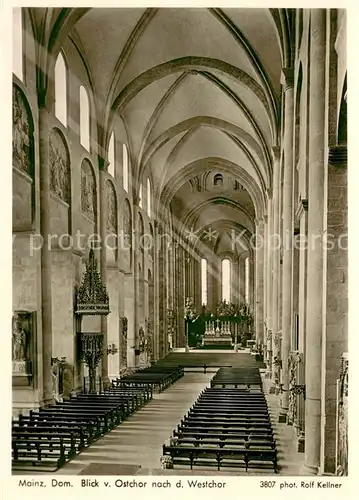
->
xmin=271 ymin=146 xmax=281 ymax=161
xmin=266 ymin=188 xmax=273 ymax=200
xmin=281 ymin=67 xmax=294 ymax=90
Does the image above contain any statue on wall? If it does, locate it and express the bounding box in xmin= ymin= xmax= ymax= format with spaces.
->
xmin=121 ymin=317 xmax=128 ymax=368
xmin=49 ymin=129 xmax=70 ymax=203
xmin=13 ymin=85 xmax=32 ymax=175
xmin=145 ymin=317 xmax=153 ymax=360
xmin=12 ymin=313 xmax=28 ymax=361
xmin=139 ymin=326 xmax=146 ymax=353
xmin=81 ymin=159 xmax=96 ymax=219
xmin=106 ymin=180 xmax=117 ymax=233
xmin=337 ymin=354 xmax=348 ymax=476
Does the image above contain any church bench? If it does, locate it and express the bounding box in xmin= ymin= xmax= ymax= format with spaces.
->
xmin=71 ymin=394 xmax=134 ymax=412
xmin=162 ymin=444 xmax=278 ymax=472
xmin=12 ymin=437 xmax=68 ymax=469
xmin=12 ymin=429 xmax=82 ymax=452
xmin=190 ymin=407 xmax=269 ymax=416
xmin=39 ymin=407 xmax=115 ymax=432
xmin=195 ymin=401 xmax=268 ymax=411
xmin=182 ymin=417 xmax=272 ymax=429
xmin=196 ymin=396 xmax=267 ymax=404
xmin=171 ymin=436 xmax=276 ymax=449
xmin=175 ymin=425 xmax=274 ymax=439
xmin=210 ymin=382 xmax=263 ymax=389
xmin=55 ymin=400 xmax=125 ymax=426
xmin=187 ymin=409 xmax=269 ymax=422
xmin=71 ymin=394 xmax=136 ymax=415
xmin=179 ymin=420 xmax=272 ymax=431
xmin=177 ymin=364 xmax=232 ymax=373
xmin=116 ymin=373 xmax=180 ymax=392
xmin=12 ymin=435 xmax=76 ymax=459
xmin=197 ymin=396 xmax=267 ymax=404
xmin=15 ymin=415 xmax=98 ymax=443
xmin=109 ymin=382 xmax=153 ymax=400
xmin=199 ymin=389 xmax=266 ymax=397
xmin=32 ymin=410 xmax=105 ymax=436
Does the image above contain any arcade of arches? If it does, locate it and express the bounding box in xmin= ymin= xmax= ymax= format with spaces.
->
xmin=12 ymin=8 xmax=348 ymax=475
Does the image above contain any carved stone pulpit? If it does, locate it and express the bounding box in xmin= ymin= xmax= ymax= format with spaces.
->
xmin=75 ymin=249 xmax=110 ymax=392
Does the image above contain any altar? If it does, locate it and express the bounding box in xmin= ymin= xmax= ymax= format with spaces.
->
xmin=202 ymin=318 xmax=233 ymax=348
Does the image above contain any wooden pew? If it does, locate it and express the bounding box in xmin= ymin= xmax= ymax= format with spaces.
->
xmin=162 ymin=444 xmax=278 ymax=472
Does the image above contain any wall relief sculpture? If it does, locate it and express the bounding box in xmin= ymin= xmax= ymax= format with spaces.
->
xmin=106 ymin=180 xmax=117 ymax=233
xmin=81 ymin=159 xmax=96 ymax=219
xmin=13 ymin=85 xmax=33 ymax=175
xmin=49 ymin=128 xmax=70 ymax=203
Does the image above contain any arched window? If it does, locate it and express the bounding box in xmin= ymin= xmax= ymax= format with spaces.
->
xmin=214 ymin=173 xmax=223 ymax=187
xmin=79 ymin=86 xmax=90 ymax=150
xmin=201 ymin=259 xmax=207 ymax=306
xmin=123 ymin=144 xmax=129 ymax=192
xmin=13 ymin=8 xmax=23 ymax=81
xmin=139 ymin=183 xmax=143 ymax=208
xmin=147 ymin=178 xmax=151 ymax=218
xmin=108 ymin=132 xmax=115 ymax=177
xmin=222 ymin=258 xmax=231 ymax=302
xmin=54 ymin=52 xmax=67 ymax=127
xmin=245 ymin=257 xmax=249 ymax=303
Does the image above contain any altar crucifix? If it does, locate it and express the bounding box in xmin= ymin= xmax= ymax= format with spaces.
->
xmin=216 ymin=318 xmax=221 ymax=332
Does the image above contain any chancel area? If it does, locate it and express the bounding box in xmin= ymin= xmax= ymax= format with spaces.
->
xmin=12 ymin=8 xmax=347 ymax=476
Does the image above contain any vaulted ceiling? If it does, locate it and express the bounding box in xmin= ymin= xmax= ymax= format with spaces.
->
xmin=29 ymin=7 xmax=291 ymax=258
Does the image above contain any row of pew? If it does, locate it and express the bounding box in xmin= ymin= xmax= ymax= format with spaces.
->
xmin=12 ymin=385 xmax=151 ymax=471
xmin=12 ymin=364 xmax=183 ymax=471
xmin=162 ymin=369 xmax=278 ymax=473
xmin=112 ymin=364 xmax=184 ymax=392
xmin=210 ymin=367 xmax=263 ymax=389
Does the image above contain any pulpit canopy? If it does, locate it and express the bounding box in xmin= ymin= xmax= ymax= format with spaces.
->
xmin=75 ymin=249 xmax=110 ymax=315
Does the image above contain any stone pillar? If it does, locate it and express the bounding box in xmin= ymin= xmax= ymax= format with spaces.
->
xmin=98 ymin=160 xmax=109 ymax=383
xmin=303 ymin=9 xmax=326 ymax=475
xmin=177 ymin=245 xmax=185 ymax=347
xmin=265 ymin=191 xmax=273 ymax=363
xmin=254 ymin=219 xmax=265 ymax=344
xmin=279 ymin=68 xmax=294 ymax=420
xmin=239 ymin=257 xmax=246 ymax=303
xmin=39 ymin=108 xmax=53 ymax=405
xmin=207 ymin=258 xmax=214 ymax=311
xmin=266 ymin=191 xmax=273 ymax=330
xmin=248 ymin=256 xmax=254 ymax=309
xmin=268 ymin=147 xmax=281 ymax=379
xmin=153 ymin=221 xmax=160 ymax=361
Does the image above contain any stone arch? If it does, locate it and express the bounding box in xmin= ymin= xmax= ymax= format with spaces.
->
xmin=159 ymin=158 xmax=266 ymax=221
xmin=80 ymin=158 xmax=96 ymax=220
xmin=108 ymin=57 xmax=275 ymax=138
